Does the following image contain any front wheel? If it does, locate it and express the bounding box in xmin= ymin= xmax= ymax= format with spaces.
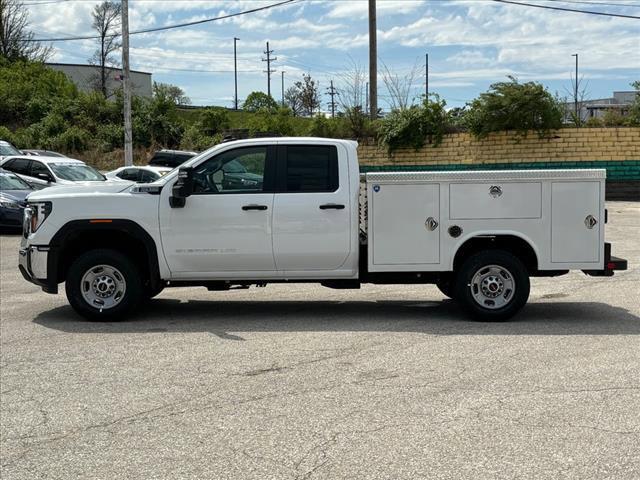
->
xmin=66 ymin=249 xmax=143 ymax=321
xmin=454 ymin=250 xmax=530 ymax=322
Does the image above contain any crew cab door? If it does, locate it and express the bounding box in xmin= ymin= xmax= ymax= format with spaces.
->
xmin=271 ymin=144 xmax=351 ymax=274
xmin=159 ymin=145 xmax=278 ymax=277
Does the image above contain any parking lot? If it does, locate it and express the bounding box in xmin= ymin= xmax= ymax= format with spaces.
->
xmin=0 ymin=201 xmax=638 ymax=479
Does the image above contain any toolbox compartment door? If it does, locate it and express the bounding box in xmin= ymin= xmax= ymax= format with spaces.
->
xmin=370 ymin=183 xmax=440 ymax=266
xmin=449 ymin=182 xmax=542 ymax=220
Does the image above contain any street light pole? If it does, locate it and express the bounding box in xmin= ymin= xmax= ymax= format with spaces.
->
xmin=281 ymin=71 xmax=285 ymax=107
xmin=234 ymin=37 xmax=240 ymax=110
xmin=425 ymin=52 xmax=429 ymax=100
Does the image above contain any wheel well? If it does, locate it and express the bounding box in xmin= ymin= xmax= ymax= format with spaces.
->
xmin=55 ymin=227 xmax=158 ymax=286
xmin=453 ymin=235 xmax=538 ymax=272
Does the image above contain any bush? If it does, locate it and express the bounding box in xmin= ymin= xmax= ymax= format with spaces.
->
xmin=465 ymin=76 xmax=563 ymax=139
xmin=602 ymin=109 xmax=627 ymax=127
xmin=628 ymin=81 xmax=640 ymax=126
xmin=248 ymin=107 xmax=295 ymax=136
xmin=378 ymin=96 xmax=449 ymax=152
xmin=180 ymin=125 xmax=220 ymax=151
xmin=0 ymin=126 xmax=15 ymax=144
xmin=584 ymin=117 xmax=603 ymax=127
xmin=308 ymin=115 xmax=339 ymax=138
xmin=96 ymin=123 xmax=124 ymax=151
xmin=243 ymin=91 xmax=279 ymax=113
xmin=198 ymin=107 xmax=230 ymax=136
xmin=50 ymin=126 xmax=92 ymax=153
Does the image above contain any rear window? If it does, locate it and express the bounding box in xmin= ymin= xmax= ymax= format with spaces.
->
xmin=0 ymin=142 xmax=21 ymax=156
xmin=50 ymin=163 xmax=105 ymax=181
xmin=285 ymin=145 xmax=338 ymax=193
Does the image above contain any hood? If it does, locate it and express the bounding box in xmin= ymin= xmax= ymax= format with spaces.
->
xmin=27 ymin=180 xmax=133 ymax=201
xmin=0 ymin=190 xmax=30 ymax=204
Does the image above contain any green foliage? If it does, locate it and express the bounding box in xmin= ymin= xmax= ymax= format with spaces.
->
xmin=0 ymin=126 xmax=15 ymax=143
xmin=0 ymin=61 xmax=77 ymax=127
xmin=49 ymin=126 xmax=91 ymax=153
xmin=243 ymin=91 xmax=278 ymax=113
xmin=465 ymin=77 xmax=563 ymax=139
xmin=602 ymin=109 xmax=627 ymax=127
xmin=248 ymin=107 xmax=296 ymax=136
xmin=198 ymin=107 xmax=230 ymax=136
xmin=180 ymin=125 xmax=221 ymax=151
xmin=378 ymin=96 xmax=449 ymax=152
xmin=584 ymin=117 xmax=603 ymax=127
xmin=308 ymin=115 xmax=338 ymax=138
xmin=96 ymin=123 xmax=124 ymax=151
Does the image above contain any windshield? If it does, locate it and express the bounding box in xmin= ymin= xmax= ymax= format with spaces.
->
xmin=49 ymin=163 xmax=106 ymax=181
xmin=0 ymin=143 xmax=21 ymax=156
xmin=0 ymin=172 xmax=31 ymax=190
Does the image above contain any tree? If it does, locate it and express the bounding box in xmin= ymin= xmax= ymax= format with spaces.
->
xmin=153 ymin=82 xmax=190 ymax=106
xmin=381 ymin=60 xmax=420 ymax=111
xmin=284 ymin=86 xmax=303 ymax=116
xmin=336 ymin=59 xmax=366 ymax=112
xmin=0 ymin=0 xmax=51 ymax=62
xmin=89 ymin=1 xmax=121 ymax=98
xmin=293 ymin=74 xmax=320 ymax=117
xmin=465 ymin=76 xmax=563 ymax=139
xmin=243 ymin=91 xmax=278 ymax=113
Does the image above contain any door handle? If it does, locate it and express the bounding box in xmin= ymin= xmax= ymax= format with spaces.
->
xmin=319 ymin=203 xmax=345 ymax=210
xmin=242 ymin=204 xmax=268 ymax=211
xmin=425 ymin=217 xmax=439 ymax=231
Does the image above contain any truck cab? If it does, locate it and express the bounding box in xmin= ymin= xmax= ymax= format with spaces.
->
xmin=19 ymin=138 xmax=626 ymax=322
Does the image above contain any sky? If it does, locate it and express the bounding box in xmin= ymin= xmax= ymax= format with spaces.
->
xmin=26 ymin=0 xmax=640 ymax=110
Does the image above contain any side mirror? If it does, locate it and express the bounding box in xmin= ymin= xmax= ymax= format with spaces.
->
xmin=170 ymin=166 xmax=194 ymax=208
xmin=37 ymin=173 xmax=54 ymax=182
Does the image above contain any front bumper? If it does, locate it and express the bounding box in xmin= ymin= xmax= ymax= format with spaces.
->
xmin=19 ymin=245 xmax=58 ymax=293
xmin=583 ymin=242 xmax=628 ymax=277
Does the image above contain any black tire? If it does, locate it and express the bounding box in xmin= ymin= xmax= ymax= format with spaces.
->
xmin=454 ymin=250 xmax=530 ymax=322
xmin=65 ymin=249 xmax=143 ymax=321
xmin=436 ymin=275 xmax=456 ymax=300
xmin=143 ymin=283 xmax=165 ymax=300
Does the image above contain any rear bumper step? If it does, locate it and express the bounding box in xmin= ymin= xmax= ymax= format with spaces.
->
xmin=583 ymin=243 xmax=628 ymax=277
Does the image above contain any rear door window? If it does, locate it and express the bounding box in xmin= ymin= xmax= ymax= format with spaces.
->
xmin=30 ymin=161 xmax=51 ymax=179
xmin=4 ymin=158 xmax=32 ymax=176
xmin=282 ymin=145 xmax=338 ymax=193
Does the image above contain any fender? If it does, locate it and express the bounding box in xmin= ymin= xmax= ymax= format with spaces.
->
xmin=449 ymin=229 xmax=541 ymax=271
xmin=49 ymin=219 xmax=162 ymax=289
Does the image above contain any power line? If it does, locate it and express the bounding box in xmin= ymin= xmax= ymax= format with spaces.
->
xmin=27 ymin=0 xmax=299 ymax=42
xmin=492 ymin=0 xmax=640 ymax=19
xmin=549 ymin=0 xmax=640 ymax=8
xmin=326 ymin=80 xmax=337 ymax=118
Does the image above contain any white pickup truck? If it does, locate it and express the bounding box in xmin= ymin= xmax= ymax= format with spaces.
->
xmin=19 ymin=137 xmax=627 ymax=321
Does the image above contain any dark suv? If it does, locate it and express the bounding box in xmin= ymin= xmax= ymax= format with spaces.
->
xmin=148 ymin=149 xmax=198 ymax=168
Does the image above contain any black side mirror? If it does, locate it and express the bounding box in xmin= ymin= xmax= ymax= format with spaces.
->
xmin=37 ymin=173 xmax=54 ymax=182
xmin=170 ymin=166 xmax=194 ymax=208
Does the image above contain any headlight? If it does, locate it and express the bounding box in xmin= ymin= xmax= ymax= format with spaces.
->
xmin=24 ymin=202 xmax=52 ymax=236
xmin=0 ymin=199 xmax=21 ymax=210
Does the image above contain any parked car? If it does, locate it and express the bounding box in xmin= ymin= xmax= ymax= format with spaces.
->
xmin=22 ymin=149 xmax=67 ymax=158
xmin=17 ymin=137 xmax=627 ymax=322
xmin=0 ymin=140 xmax=21 ymax=160
xmin=148 ymin=149 xmax=198 ymax=168
xmin=0 ymin=169 xmax=34 ymax=230
xmin=106 ymin=166 xmax=172 ymax=183
xmin=0 ymin=156 xmax=106 ymax=189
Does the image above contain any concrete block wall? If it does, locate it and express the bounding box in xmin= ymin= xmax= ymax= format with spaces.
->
xmin=357 ymin=127 xmax=640 ymax=200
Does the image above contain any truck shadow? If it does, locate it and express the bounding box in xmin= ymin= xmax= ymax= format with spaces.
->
xmin=33 ymin=298 xmax=640 ymax=339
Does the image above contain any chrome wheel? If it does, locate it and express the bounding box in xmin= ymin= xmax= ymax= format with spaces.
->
xmin=80 ymin=264 xmax=127 ymax=310
xmin=469 ymin=264 xmax=515 ymax=310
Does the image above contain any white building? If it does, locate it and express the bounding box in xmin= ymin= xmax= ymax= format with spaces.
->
xmin=563 ymin=91 xmax=638 ymax=123
xmin=45 ymin=63 xmax=153 ymax=99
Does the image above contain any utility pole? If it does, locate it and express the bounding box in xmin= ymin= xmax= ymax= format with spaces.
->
xmin=233 ymin=37 xmax=239 ymax=110
xmin=572 ymin=53 xmax=579 ymax=123
xmin=425 ymin=53 xmax=429 ymax=100
xmin=281 ymin=71 xmax=285 ymax=107
xmin=262 ymin=41 xmax=276 ymax=97
xmin=368 ymin=0 xmax=377 ymax=120
xmin=121 ymin=0 xmax=132 ymax=166
xmin=327 ymin=80 xmax=337 ymax=118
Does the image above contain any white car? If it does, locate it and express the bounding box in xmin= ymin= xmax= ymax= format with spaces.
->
xmin=105 ymin=165 xmax=172 ymax=183
xmin=0 ymin=156 xmax=106 ymax=189
xmin=0 ymin=140 xmax=22 ymax=160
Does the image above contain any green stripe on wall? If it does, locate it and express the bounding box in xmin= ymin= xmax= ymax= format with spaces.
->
xmin=359 ymin=161 xmax=640 ymax=181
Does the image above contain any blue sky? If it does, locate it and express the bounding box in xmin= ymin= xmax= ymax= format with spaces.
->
xmin=28 ymin=0 xmax=640 ymax=110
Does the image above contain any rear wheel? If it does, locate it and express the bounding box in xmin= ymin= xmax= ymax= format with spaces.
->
xmin=454 ymin=250 xmax=530 ymax=322
xmin=66 ymin=249 xmax=142 ymax=321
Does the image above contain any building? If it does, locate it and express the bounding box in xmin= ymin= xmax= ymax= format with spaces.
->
xmin=563 ymin=91 xmax=638 ymax=123
xmin=45 ymin=63 xmax=153 ymax=99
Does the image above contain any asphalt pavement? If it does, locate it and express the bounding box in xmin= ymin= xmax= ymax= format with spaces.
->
xmin=1 ymin=202 xmax=639 ymax=479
